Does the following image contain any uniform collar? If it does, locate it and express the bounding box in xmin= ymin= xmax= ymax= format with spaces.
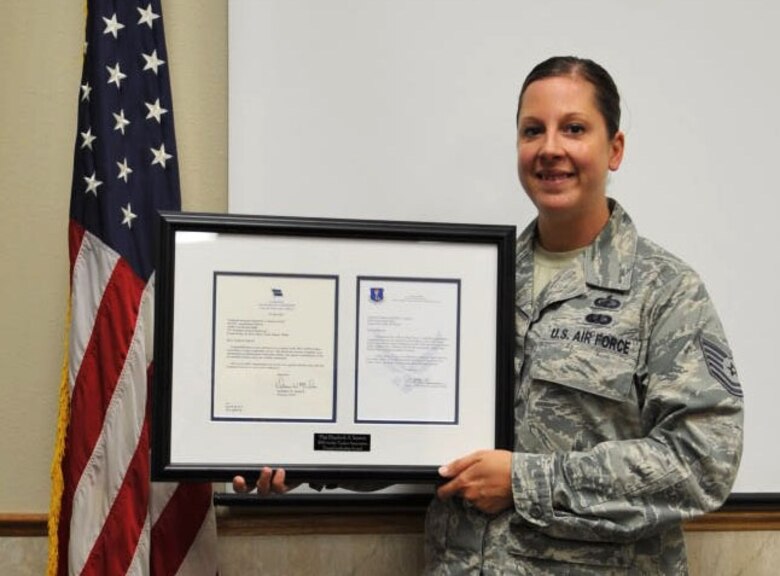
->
xmin=517 ymin=198 xmax=637 ymax=293
xmin=583 ymin=199 xmax=637 ymax=292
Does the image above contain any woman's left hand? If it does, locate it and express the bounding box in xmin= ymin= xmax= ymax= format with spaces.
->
xmin=436 ymin=449 xmax=513 ymax=514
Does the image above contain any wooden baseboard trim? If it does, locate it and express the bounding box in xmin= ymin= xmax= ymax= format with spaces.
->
xmin=216 ymin=509 xmax=425 ymax=536
xmin=4 ymin=509 xmax=780 ymax=538
xmin=0 ymin=514 xmax=48 ymax=537
xmin=683 ymin=510 xmax=780 ymax=532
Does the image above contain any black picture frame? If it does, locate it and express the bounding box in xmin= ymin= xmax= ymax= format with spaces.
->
xmin=151 ymin=211 xmax=515 ymax=484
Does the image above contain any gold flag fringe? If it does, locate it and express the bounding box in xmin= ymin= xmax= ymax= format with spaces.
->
xmin=48 ymin=2 xmax=87 ymax=571
xmin=46 ymin=293 xmax=71 ymax=576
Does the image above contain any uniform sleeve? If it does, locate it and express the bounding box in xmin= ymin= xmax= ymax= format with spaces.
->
xmin=510 ymin=273 xmax=743 ymax=543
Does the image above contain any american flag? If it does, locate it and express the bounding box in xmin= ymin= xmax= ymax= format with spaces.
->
xmin=48 ymin=2 xmax=218 ymax=574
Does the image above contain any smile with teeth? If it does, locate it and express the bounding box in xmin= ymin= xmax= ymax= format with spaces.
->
xmin=537 ymin=170 xmax=574 ymax=182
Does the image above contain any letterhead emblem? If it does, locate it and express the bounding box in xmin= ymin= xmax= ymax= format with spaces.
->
xmin=272 ymin=288 xmax=283 ymax=299
xmin=370 ymin=287 xmax=384 ymax=303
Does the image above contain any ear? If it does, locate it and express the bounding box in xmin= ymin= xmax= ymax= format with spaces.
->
xmin=608 ymin=131 xmax=625 ymax=171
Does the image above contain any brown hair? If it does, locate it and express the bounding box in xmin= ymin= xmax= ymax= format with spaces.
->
xmin=516 ymin=56 xmax=621 ymax=139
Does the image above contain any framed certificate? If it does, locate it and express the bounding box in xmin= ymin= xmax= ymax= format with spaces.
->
xmin=151 ymin=212 xmax=516 ymax=483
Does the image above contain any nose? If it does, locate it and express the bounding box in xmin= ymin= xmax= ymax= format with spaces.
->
xmin=539 ymin=132 xmax=564 ymax=160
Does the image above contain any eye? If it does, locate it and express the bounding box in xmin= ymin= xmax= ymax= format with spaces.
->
xmin=564 ymin=123 xmax=586 ymax=135
xmin=520 ymin=125 xmax=542 ymax=138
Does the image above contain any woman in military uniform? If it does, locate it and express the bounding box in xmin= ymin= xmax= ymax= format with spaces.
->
xmin=427 ymin=56 xmax=743 ymax=575
xmin=235 ymin=57 xmax=744 ymax=575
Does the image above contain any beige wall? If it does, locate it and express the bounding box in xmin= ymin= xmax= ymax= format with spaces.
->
xmin=4 ymin=532 xmax=780 ymax=575
xmin=0 ymin=0 xmax=226 ymax=512
xmin=1 ymin=2 xmax=778 ymax=575
xmin=1 ymin=0 xmax=79 ymax=511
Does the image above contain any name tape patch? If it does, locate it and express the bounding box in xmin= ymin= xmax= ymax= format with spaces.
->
xmin=550 ymin=327 xmax=634 ymax=356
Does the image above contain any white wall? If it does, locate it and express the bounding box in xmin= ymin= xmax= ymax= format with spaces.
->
xmin=229 ymin=0 xmax=780 ymax=496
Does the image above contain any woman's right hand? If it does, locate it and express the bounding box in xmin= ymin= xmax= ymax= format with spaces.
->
xmin=232 ymin=467 xmax=297 ymax=496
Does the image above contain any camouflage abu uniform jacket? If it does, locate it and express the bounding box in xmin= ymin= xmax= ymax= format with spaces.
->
xmin=424 ymin=200 xmax=743 ymax=575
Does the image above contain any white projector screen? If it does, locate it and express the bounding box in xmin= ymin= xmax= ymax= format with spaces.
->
xmin=228 ymin=0 xmax=780 ymax=498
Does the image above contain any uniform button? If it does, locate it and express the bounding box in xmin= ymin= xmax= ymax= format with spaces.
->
xmin=529 ymin=504 xmax=543 ymax=519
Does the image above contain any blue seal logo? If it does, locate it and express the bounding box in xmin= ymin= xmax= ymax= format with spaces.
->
xmin=370 ymin=287 xmax=384 ymax=303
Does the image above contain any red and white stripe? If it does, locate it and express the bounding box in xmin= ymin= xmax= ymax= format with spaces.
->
xmin=57 ymin=221 xmax=217 ymax=575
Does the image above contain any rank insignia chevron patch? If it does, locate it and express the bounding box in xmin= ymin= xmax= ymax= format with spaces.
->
xmin=700 ymin=336 xmax=743 ymax=398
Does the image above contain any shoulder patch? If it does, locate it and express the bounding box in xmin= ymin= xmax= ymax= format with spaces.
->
xmin=700 ymin=336 xmax=743 ymax=398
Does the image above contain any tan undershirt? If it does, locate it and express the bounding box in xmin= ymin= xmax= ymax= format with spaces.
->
xmin=533 ymin=244 xmax=585 ymax=300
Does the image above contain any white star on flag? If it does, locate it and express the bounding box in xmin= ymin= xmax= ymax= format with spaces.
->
xmin=103 ymin=13 xmax=125 ymax=39
xmin=151 ymin=143 xmax=172 ymax=168
xmin=80 ymin=83 xmax=92 ymax=102
xmin=145 ymin=98 xmax=168 ymax=123
xmin=117 ymin=158 xmax=133 ymax=183
xmin=121 ymin=203 xmax=137 ymax=228
xmin=83 ymin=172 xmax=103 ymax=196
xmin=80 ymin=128 xmax=96 ymax=150
xmin=142 ymin=50 xmax=166 ymax=75
xmin=106 ymin=63 xmax=127 ymax=89
xmin=113 ymin=109 xmax=131 ymax=135
xmin=137 ymin=4 xmax=160 ymax=29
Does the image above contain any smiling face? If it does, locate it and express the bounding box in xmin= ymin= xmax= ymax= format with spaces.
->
xmin=517 ymin=75 xmax=624 ymax=245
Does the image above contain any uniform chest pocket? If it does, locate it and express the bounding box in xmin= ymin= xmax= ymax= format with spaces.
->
xmin=507 ymin=527 xmax=637 ymax=570
xmin=529 ymin=337 xmax=640 ymax=402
